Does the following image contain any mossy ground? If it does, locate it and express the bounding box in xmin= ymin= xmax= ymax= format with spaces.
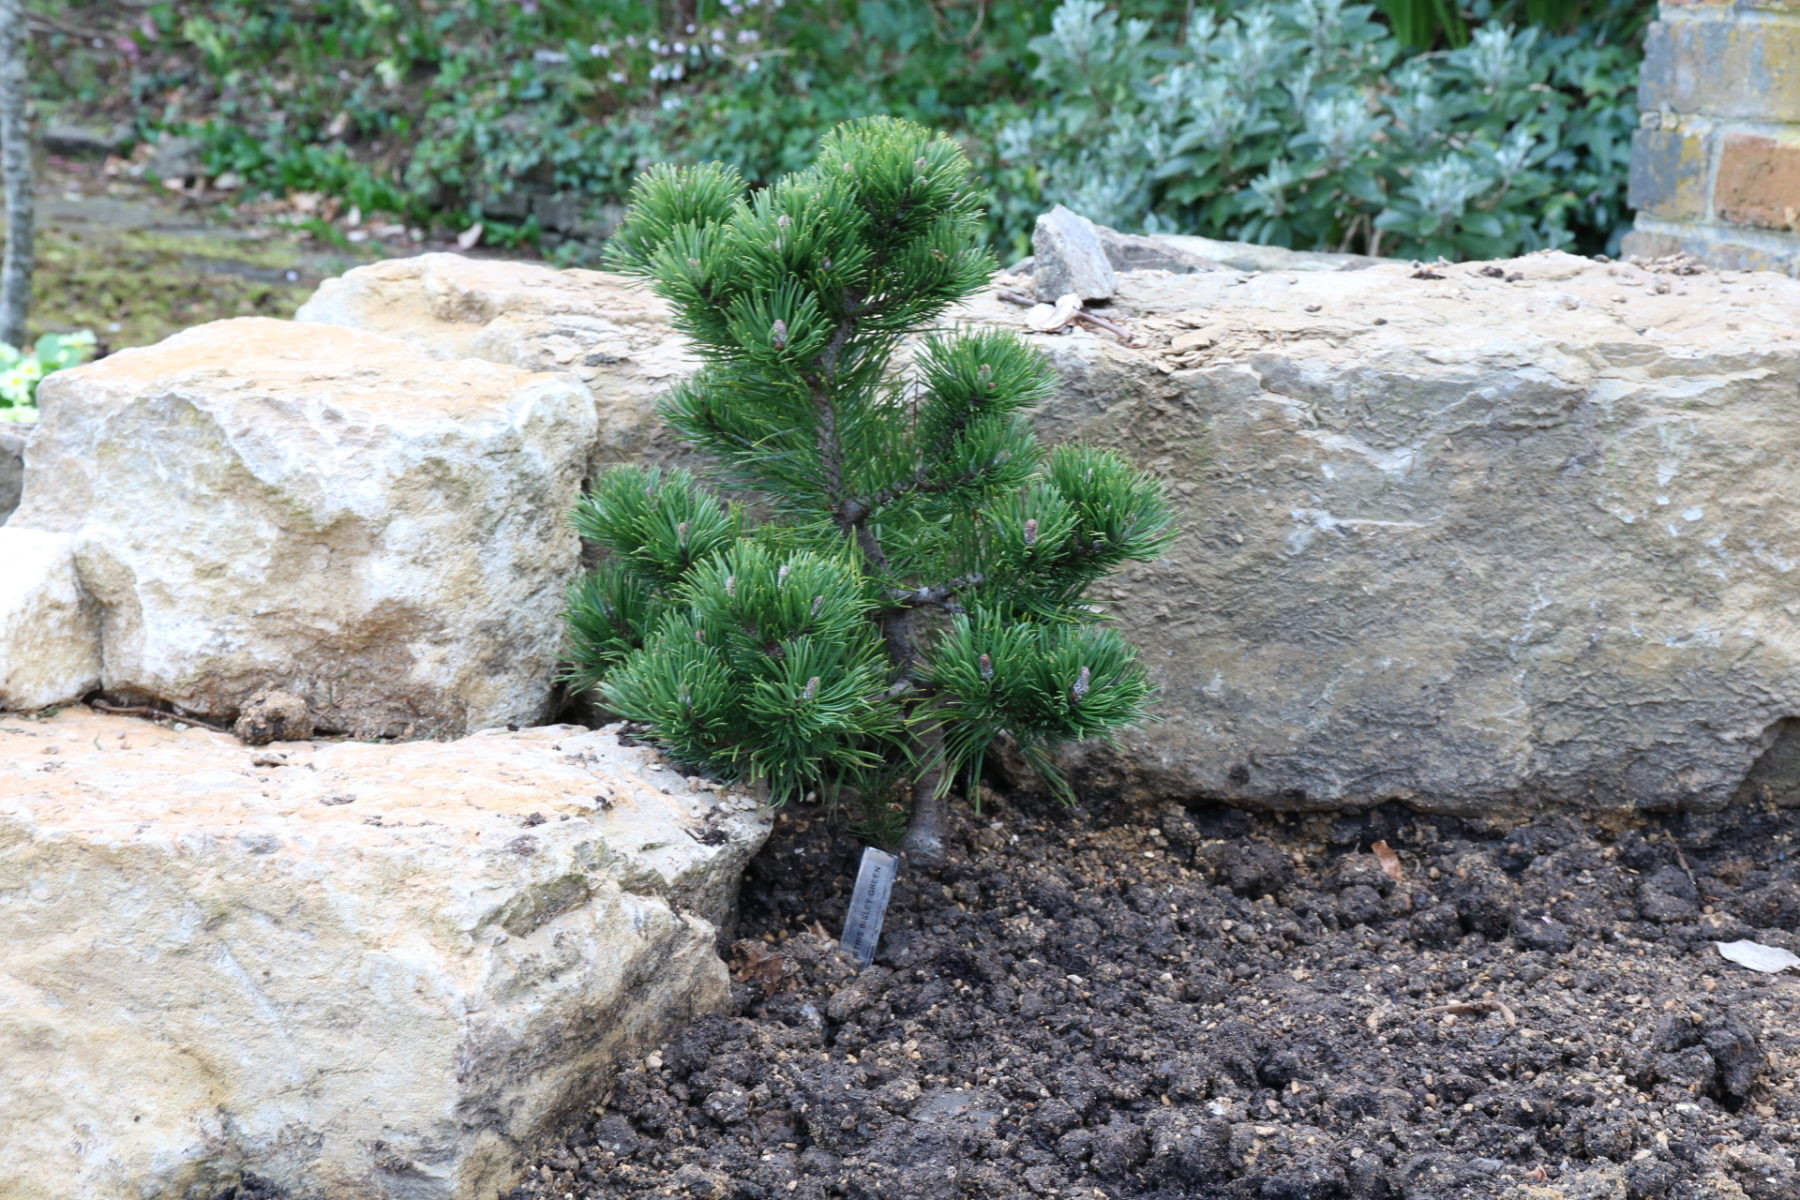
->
xmin=15 ymin=160 xmax=394 ymax=355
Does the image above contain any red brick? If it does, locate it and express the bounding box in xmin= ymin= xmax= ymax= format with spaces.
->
xmin=1715 ymin=133 xmax=1800 ymax=230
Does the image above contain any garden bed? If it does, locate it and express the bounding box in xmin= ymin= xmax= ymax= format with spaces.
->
xmin=511 ymin=785 xmax=1800 ymax=1200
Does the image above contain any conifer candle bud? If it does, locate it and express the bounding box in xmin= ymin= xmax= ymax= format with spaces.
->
xmin=725 ymin=574 xmax=735 ymax=596
xmin=777 ymin=213 xmax=791 ymax=230
xmin=677 ymin=520 xmax=690 ymax=545
xmin=978 ymin=653 xmax=993 ymax=681
xmin=695 ymin=628 xmax=706 ymax=644
xmin=1024 ymin=518 xmax=1038 ymax=547
xmin=810 ymin=595 xmax=825 ymax=617
xmin=802 ymin=676 xmax=820 ymax=701
xmin=979 ymin=363 xmax=993 ymax=391
xmin=771 ymin=318 xmax=788 ymax=349
xmin=1071 ymin=665 xmax=1091 ymax=701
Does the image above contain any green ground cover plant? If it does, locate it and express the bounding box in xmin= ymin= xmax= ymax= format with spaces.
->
xmin=36 ymin=0 xmax=1645 ymax=260
xmin=0 ymin=329 xmax=93 ymax=421
xmin=563 ymin=117 xmax=1175 ymax=859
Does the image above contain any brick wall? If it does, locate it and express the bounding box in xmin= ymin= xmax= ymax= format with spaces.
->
xmin=1624 ymin=0 xmax=1800 ymax=273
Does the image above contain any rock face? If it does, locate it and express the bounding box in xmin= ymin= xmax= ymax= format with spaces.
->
xmin=1092 ymin=225 xmax=1220 ymax=276
xmin=1150 ymin=232 xmax=1387 ymax=273
xmin=1032 ymin=204 xmax=1118 ymax=303
xmin=0 ymin=424 xmax=26 ymax=522
xmin=297 ymin=252 xmax=700 ymax=477
xmin=298 ymin=250 xmax=1800 ymax=816
xmin=963 ymin=251 xmax=1800 ymax=814
xmin=10 ymin=317 xmax=597 ymax=737
xmin=0 ymin=707 xmax=770 ymax=1200
xmin=0 ymin=527 xmax=101 ymax=709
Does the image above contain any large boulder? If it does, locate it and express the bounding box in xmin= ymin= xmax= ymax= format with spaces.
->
xmin=297 ymin=252 xmax=699 ymax=476
xmin=964 ymin=251 xmax=1800 ymax=814
xmin=0 ymin=527 xmax=101 ymax=708
xmin=296 ymin=250 xmax=1800 ymax=816
xmin=0 ymin=706 xmax=770 ymax=1200
xmin=8 ymin=317 xmax=597 ymax=737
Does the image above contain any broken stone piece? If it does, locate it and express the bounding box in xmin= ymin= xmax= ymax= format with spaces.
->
xmin=233 ymin=689 xmax=315 ymax=746
xmin=0 ymin=527 xmax=101 ymax=711
xmin=1031 ymin=205 xmax=1118 ymax=303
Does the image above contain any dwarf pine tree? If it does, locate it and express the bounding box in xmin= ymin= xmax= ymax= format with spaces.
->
xmin=564 ymin=117 xmax=1174 ymax=861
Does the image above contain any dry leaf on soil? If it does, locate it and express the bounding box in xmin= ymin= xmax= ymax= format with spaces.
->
xmin=1715 ymin=939 xmax=1800 ymax=974
xmin=1371 ymin=840 xmax=1405 ymax=884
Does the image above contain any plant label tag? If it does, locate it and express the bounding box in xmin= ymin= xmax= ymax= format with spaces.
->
xmin=839 ymin=846 xmax=899 ymax=969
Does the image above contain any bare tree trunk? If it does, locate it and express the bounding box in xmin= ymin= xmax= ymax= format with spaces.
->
xmin=0 ymin=0 xmax=31 ymax=349
xmin=899 ymin=719 xmax=948 ymax=864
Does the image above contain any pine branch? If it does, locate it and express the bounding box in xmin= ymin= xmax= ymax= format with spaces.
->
xmin=564 ymin=117 xmax=1174 ymax=866
xmin=887 ymin=573 xmax=986 ymax=612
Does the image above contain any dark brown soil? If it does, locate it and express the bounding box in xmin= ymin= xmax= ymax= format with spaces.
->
xmin=509 ymin=787 xmax=1800 ymax=1200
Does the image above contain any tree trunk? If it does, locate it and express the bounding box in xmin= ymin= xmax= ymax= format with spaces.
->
xmin=899 ymin=719 xmax=948 ymax=864
xmin=0 ymin=0 xmax=31 ymax=349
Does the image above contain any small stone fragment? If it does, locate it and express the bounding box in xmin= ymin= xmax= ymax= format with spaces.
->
xmin=0 ymin=527 xmax=102 ymax=711
xmin=1032 ymin=205 xmax=1117 ymax=303
xmin=233 ymin=690 xmax=315 ymax=746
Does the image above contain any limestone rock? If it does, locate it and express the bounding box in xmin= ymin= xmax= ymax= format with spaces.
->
xmin=296 ymin=252 xmax=700 ymax=477
xmin=0 ymin=707 xmax=771 ymax=1200
xmin=233 ymin=688 xmax=314 ymax=745
xmin=1093 ymin=224 xmax=1221 ymax=275
xmin=958 ymin=250 xmax=1800 ymax=814
xmin=0 ymin=527 xmax=101 ymax=709
xmin=294 ymin=250 xmax=1800 ymax=816
xmin=1032 ymin=205 xmax=1118 ymax=303
xmin=0 ymin=423 xmax=25 ymax=522
xmin=10 ymin=317 xmax=597 ymax=737
xmin=1148 ymin=233 xmax=1388 ymax=273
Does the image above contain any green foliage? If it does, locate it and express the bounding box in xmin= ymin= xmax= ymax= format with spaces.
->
xmin=996 ymin=0 xmax=1643 ymax=260
xmin=66 ymin=0 xmax=1072 ymax=249
xmin=42 ymin=1 xmax=1642 ymax=260
xmin=564 ymin=118 xmax=1174 ymax=843
xmin=1375 ymin=0 xmax=1652 ymax=49
xmin=0 ymin=331 xmax=97 ymax=422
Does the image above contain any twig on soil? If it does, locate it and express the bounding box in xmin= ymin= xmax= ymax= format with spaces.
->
xmin=90 ymin=699 xmax=232 ymax=734
xmin=1665 ymin=829 xmax=1701 ymax=896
